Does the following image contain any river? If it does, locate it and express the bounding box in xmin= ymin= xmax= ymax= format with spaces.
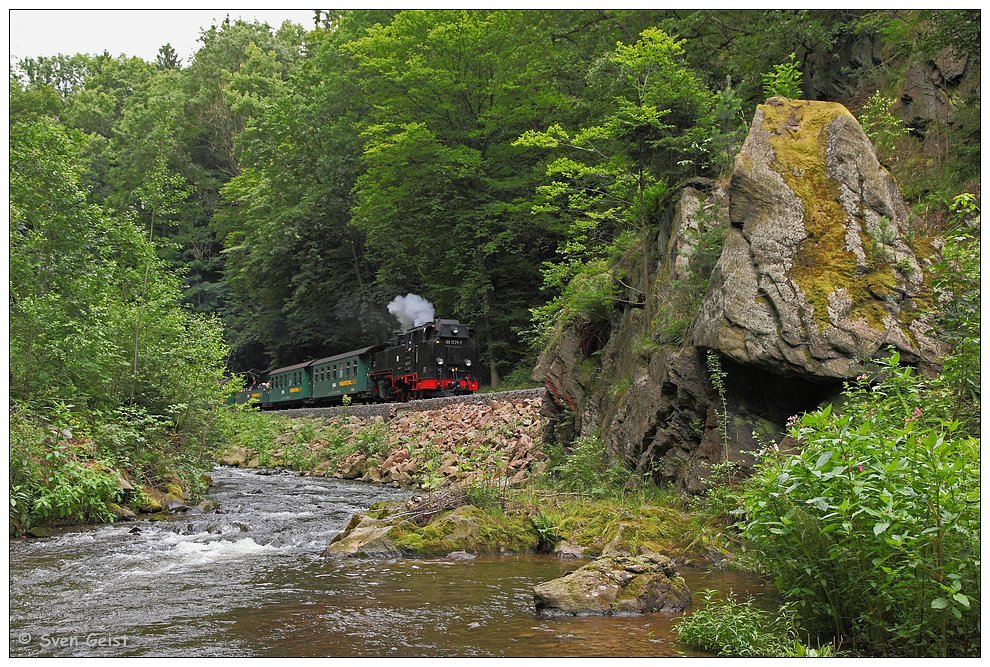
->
xmin=9 ymin=466 xmax=772 ymax=657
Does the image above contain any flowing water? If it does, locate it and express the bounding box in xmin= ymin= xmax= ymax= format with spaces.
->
xmin=9 ymin=467 xmax=772 ymax=657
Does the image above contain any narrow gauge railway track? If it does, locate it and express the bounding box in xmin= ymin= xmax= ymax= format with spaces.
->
xmin=272 ymin=387 xmax=546 ymax=422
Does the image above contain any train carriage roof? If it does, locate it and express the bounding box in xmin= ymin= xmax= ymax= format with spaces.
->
xmin=310 ymin=345 xmax=383 ymax=367
xmin=268 ymin=360 xmax=314 ymax=375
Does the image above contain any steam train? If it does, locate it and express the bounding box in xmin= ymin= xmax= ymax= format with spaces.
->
xmin=228 ymin=318 xmax=481 ymax=409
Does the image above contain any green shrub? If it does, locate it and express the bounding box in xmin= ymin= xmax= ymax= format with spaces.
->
xmin=857 ymin=91 xmax=908 ymax=160
xmin=741 ymin=354 xmax=980 ymax=656
xmin=9 ymin=408 xmax=124 ymax=531
xmin=547 ymin=434 xmax=627 ymax=497
xmin=761 ymin=53 xmax=803 ymax=99
xmin=465 ymin=482 xmax=502 ymax=510
xmin=353 ymin=422 xmax=390 ymax=458
xmin=675 ymin=590 xmax=799 ymax=657
xmin=929 ymin=194 xmax=980 ymax=432
xmin=531 ymin=510 xmax=562 ymax=552
xmin=530 ymin=258 xmax=617 ymax=345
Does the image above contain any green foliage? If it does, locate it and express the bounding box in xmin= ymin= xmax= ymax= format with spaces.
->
xmin=465 ymin=483 xmax=503 ymax=511
xmin=8 ymin=104 xmax=231 ymax=531
xmin=655 ymin=215 xmax=726 ymax=345
xmin=517 ymin=26 xmax=714 ymax=339
xmin=545 ymin=435 xmax=628 ymax=497
xmin=761 ymin=53 xmax=803 ymax=99
xmin=9 ymin=404 xmax=208 ymax=533
xmin=928 ymin=194 xmax=980 ymax=431
xmin=705 ymin=350 xmax=732 ymax=476
xmin=857 ymin=91 xmax=908 ymax=160
xmin=353 ymin=421 xmax=390 ymax=458
xmin=708 ymin=77 xmax=748 ymax=173
xmin=344 ymin=10 xmax=571 ymax=382
xmin=741 ymin=353 xmax=980 ymax=656
xmin=675 ymin=590 xmax=803 ymax=657
xmin=530 ymin=258 xmax=618 ymax=344
xmin=531 ymin=510 xmax=563 ymax=552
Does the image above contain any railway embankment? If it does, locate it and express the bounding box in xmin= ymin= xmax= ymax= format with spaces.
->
xmin=219 ymin=388 xmax=548 ymax=488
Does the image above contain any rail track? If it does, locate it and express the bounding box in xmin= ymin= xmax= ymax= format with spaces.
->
xmin=270 ymin=387 xmax=546 ymax=422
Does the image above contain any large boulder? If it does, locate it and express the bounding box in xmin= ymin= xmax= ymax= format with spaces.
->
xmin=321 ymin=514 xmax=402 ymax=559
xmin=218 ymin=447 xmax=249 ymax=467
xmin=533 ymin=553 xmax=691 ymax=616
xmin=693 ymin=97 xmax=942 ymax=380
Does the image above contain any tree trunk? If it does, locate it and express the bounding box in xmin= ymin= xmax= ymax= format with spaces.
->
xmin=483 ymin=312 xmax=499 ymax=387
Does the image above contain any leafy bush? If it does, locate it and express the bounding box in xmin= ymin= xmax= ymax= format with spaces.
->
xmin=546 ymin=434 xmax=627 ymax=497
xmin=929 ymin=194 xmax=980 ymax=432
xmin=530 ymin=258 xmax=617 ymax=344
xmin=675 ymin=590 xmax=800 ymax=657
xmin=531 ymin=510 xmax=562 ymax=552
xmin=9 ymin=407 xmax=124 ymax=531
xmin=857 ymin=91 xmax=908 ymax=160
xmin=353 ymin=422 xmax=390 ymax=458
xmin=761 ymin=53 xmax=803 ymax=99
xmin=9 ymin=113 xmax=231 ymax=530
xmin=741 ymin=354 xmax=980 ymax=656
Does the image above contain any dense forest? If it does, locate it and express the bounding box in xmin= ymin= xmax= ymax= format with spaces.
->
xmin=11 ymin=10 xmax=980 ymax=380
xmin=9 ymin=9 xmax=980 ymax=657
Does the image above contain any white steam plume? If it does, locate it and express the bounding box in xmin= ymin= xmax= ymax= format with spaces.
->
xmin=387 ymin=294 xmax=436 ymax=330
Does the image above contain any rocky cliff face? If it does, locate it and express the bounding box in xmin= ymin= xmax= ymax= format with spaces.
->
xmin=536 ymin=99 xmax=944 ymax=492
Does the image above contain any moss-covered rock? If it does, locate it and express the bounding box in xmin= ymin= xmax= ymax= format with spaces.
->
xmin=322 ymin=514 xmax=402 ymax=559
xmin=388 ymin=505 xmax=539 ymax=556
xmin=134 ymin=485 xmax=164 ymax=513
xmin=533 ymin=553 xmax=691 ymax=616
xmin=693 ymin=97 xmax=944 ymax=380
xmin=106 ymin=502 xmax=136 ymax=521
xmin=164 ymin=482 xmax=184 ymax=498
xmin=218 ymin=447 xmax=249 ymax=467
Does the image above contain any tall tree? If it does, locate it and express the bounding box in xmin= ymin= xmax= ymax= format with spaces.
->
xmin=345 ymin=10 xmax=573 ymax=384
xmin=216 ymin=13 xmax=393 ymax=371
xmin=516 ymin=27 xmax=714 ymax=327
xmin=156 ymin=43 xmax=182 ymax=70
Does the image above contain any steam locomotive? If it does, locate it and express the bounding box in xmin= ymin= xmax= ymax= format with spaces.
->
xmin=228 ymin=318 xmax=481 ymax=409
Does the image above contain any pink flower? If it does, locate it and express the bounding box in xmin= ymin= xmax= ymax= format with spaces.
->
xmin=858 ymin=466 xmax=864 ymax=472
xmin=905 ymin=406 xmax=924 ymax=424
xmin=856 ymin=373 xmax=869 ymax=382
xmin=786 ymin=415 xmax=799 ymax=427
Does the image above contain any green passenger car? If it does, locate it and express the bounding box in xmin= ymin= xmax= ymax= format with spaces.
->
xmin=266 ymin=361 xmax=312 ymax=407
xmin=228 ymin=387 xmax=265 ymax=405
xmin=311 ymin=346 xmax=377 ymax=401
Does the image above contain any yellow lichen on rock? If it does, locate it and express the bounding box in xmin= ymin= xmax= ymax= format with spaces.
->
xmin=760 ymin=98 xmax=895 ymax=332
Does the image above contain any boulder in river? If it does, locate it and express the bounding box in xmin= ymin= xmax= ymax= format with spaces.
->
xmin=533 ymin=553 xmax=690 ymax=616
xmin=107 ymin=502 xmax=136 ymax=521
xmin=554 ymin=540 xmax=586 ymax=560
xmin=218 ymin=447 xmax=249 ymax=467
xmin=322 ymin=514 xmax=402 ymax=559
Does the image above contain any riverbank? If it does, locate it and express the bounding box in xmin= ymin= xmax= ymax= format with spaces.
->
xmin=325 ymin=487 xmax=734 ymax=567
xmin=9 ymin=407 xmax=216 ymax=537
xmin=10 ymin=466 xmax=769 ymax=657
xmin=218 ymin=404 xmax=736 ymax=566
xmin=219 ymin=395 xmax=547 ymax=489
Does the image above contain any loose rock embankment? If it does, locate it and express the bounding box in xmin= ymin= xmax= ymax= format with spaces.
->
xmin=220 ymin=389 xmax=548 ymax=489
